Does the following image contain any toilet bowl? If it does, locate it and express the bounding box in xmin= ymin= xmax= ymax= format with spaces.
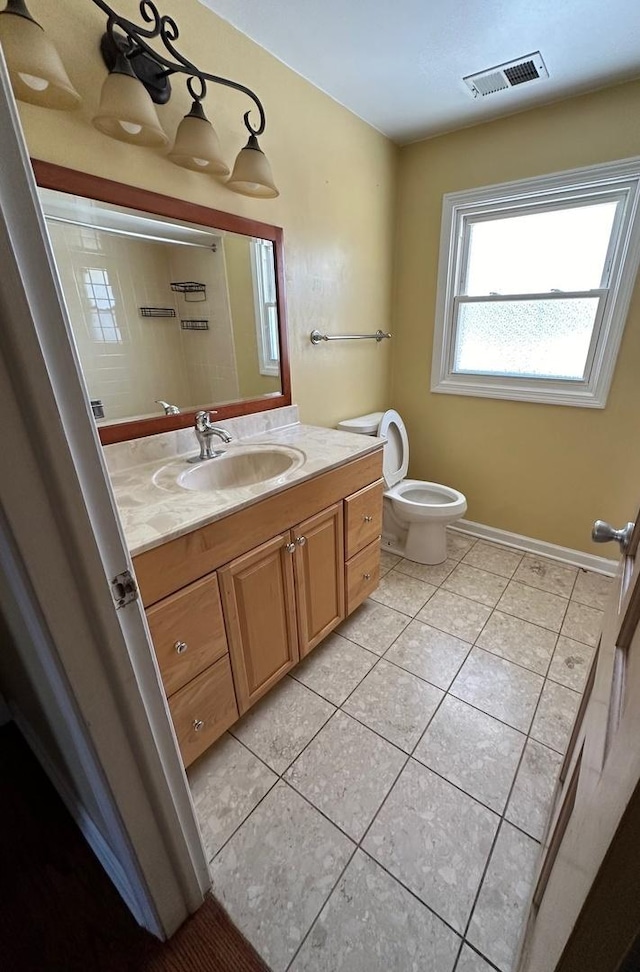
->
xmin=337 ymin=409 xmax=467 ymax=565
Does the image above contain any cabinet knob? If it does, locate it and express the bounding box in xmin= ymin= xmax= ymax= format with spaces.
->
xmin=363 ymin=572 xmax=371 ymax=580
xmin=295 ymin=535 xmax=307 ymax=547
xmin=192 ymin=719 xmax=205 ymax=732
xmin=174 ymin=641 xmax=188 ymax=654
xmin=285 ymin=541 xmax=296 ymax=554
xmin=363 ymin=514 xmax=373 ymax=523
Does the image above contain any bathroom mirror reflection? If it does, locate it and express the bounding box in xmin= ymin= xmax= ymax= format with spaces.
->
xmin=35 ymin=165 xmax=289 ymax=443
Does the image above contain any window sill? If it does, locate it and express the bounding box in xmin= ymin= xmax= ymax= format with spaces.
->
xmin=431 ymin=375 xmax=607 ymax=408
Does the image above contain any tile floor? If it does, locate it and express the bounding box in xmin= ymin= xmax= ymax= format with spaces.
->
xmin=188 ymin=532 xmax=612 ymax=972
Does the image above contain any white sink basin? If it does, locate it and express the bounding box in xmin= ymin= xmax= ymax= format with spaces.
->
xmin=175 ymin=445 xmax=305 ymax=491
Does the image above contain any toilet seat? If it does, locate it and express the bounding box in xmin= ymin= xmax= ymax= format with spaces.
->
xmin=378 ymin=409 xmax=409 ymax=488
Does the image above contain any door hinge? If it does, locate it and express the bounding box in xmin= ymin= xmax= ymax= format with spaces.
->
xmin=111 ymin=569 xmax=139 ymax=609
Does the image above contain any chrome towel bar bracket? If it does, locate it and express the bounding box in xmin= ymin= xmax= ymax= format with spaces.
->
xmin=310 ymin=329 xmax=392 ymax=345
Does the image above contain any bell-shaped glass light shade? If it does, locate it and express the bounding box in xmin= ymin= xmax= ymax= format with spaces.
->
xmin=226 ymin=134 xmax=279 ymax=198
xmin=168 ymin=100 xmax=229 ymax=175
xmin=0 ymin=0 xmax=80 ymax=110
xmin=92 ymin=52 xmax=168 ymax=149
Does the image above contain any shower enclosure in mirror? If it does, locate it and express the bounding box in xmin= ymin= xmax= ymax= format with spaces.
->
xmin=33 ymin=162 xmax=290 ymax=444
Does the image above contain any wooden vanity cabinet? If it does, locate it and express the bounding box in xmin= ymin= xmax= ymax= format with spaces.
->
xmin=220 ymin=502 xmax=345 ymax=714
xmin=134 ymin=449 xmax=383 ymax=765
xmin=294 ymin=502 xmax=345 ymax=658
xmin=219 ymin=532 xmax=300 ymax=714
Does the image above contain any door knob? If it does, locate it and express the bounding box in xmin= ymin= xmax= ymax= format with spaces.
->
xmin=295 ymin=536 xmax=307 ymax=547
xmin=174 ymin=641 xmax=188 ymax=654
xmin=284 ymin=541 xmax=296 ymax=554
xmin=592 ymin=519 xmax=635 ymax=553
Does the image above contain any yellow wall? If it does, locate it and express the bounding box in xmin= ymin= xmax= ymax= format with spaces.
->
xmin=393 ymin=80 xmax=640 ymax=554
xmin=18 ymin=0 xmax=396 ymax=427
xmin=224 ymin=234 xmax=280 ymax=399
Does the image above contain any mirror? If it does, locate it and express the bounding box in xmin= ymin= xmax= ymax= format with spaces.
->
xmin=33 ymin=161 xmax=290 ymax=444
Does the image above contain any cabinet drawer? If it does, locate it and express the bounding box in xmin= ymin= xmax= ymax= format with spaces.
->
xmin=346 ymin=538 xmax=381 ymax=614
xmin=345 ymin=480 xmax=384 ymax=559
xmin=168 ymin=655 xmax=238 ymax=768
xmin=147 ymin=574 xmax=228 ymax=697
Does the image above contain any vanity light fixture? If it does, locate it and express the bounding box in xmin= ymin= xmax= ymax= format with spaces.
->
xmin=0 ymin=0 xmax=279 ymax=198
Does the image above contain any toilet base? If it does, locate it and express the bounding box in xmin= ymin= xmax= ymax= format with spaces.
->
xmin=381 ymin=522 xmax=448 ymax=566
xmin=382 ymin=502 xmax=452 ymax=565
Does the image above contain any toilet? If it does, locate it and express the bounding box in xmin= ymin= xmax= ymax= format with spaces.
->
xmin=337 ymin=409 xmax=467 ymax=565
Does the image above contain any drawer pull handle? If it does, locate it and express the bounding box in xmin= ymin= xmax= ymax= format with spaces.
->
xmin=174 ymin=641 xmax=188 ymax=654
xmin=193 ymin=719 xmax=205 ymax=732
xmin=363 ymin=572 xmax=371 ymax=580
xmin=295 ymin=535 xmax=307 ymax=547
xmin=363 ymin=515 xmax=373 ymax=523
xmin=285 ymin=541 xmax=296 ymax=554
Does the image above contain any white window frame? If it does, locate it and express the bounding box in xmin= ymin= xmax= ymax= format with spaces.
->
xmin=431 ymin=158 xmax=640 ymax=408
xmin=250 ymin=237 xmax=280 ymax=377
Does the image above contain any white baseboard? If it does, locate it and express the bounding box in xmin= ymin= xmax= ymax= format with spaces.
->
xmin=451 ymin=519 xmax=618 ymax=576
xmin=11 ymin=708 xmax=150 ymax=929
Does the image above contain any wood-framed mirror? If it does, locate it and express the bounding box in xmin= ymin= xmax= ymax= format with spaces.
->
xmin=32 ymin=160 xmax=291 ymax=445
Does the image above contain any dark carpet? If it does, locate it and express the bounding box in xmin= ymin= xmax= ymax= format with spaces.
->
xmin=0 ymin=722 xmax=269 ymax=971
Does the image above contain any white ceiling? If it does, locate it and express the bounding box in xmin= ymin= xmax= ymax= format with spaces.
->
xmin=198 ymin=0 xmax=640 ymax=143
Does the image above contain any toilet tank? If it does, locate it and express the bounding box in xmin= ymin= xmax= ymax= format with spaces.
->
xmin=337 ymin=412 xmax=384 ymax=436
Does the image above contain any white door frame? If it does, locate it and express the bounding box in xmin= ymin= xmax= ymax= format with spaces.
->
xmin=0 ymin=51 xmax=209 ymax=937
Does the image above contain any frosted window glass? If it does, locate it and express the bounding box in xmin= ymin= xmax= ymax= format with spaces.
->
xmin=464 ymin=202 xmax=618 ymax=295
xmin=453 ymin=298 xmax=599 ymax=379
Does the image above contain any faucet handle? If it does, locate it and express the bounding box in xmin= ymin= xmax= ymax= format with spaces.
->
xmin=195 ymin=409 xmax=217 ymax=431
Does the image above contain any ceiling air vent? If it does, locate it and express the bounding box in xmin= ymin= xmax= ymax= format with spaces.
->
xmin=464 ymin=53 xmax=548 ymax=98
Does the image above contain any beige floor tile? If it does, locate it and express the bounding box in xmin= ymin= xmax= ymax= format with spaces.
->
xmin=476 ymin=611 xmax=557 ymax=676
xmin=450 ymin=648 xmax=544 ymax=733
xmin=395 ymin=557 xmax=458 ymax=586
xmin=417 ymin=589 xmax=491 ymax=643
xmin=560 ymin=600 xmax=604 ymax=648
xmin=284 ymin=711 xmax=404 ymax=840
xmin=188 ymin=734 xmax=277 ymax=860
xmin=370 ymin=571 xmax=437 ymax=616
xmin=468 ymin=822 xmax=540 ymax=972
xmin=462 ymin=540 xmax=523 ymax=579
xmin=571 ymin=569 xmax=614 ymax=611
xmin=506 ymin=739 xmax=562 ymax=841
xmin=291 ymin=851 xmax=460 ymax=972
xmin=363 ymin=760 xmax=499 ymax=934
xmin=530 ymin=680 xmax=581 ymax=754
xmin=414 ymin=696 xmax=525 ymax=813
xmin=384 ymin=619 xmax=471 ymax=690
xmin=548 ymin=636 xmax=595 ymax=692
xmin=342 ymin=659 xmax=444 ymax=752
xmin=336 ymin=598 xmax=410 ymax=655
xmin=496 ymin=580 xmax=567 ymax=632
xmin=380 ymin=549 xmax=402 ymax=575
xmin=211 ymin=782 xmax=353 ymax=972
xmin=512 ymin=554 xmax=578 ymax=598
xmin=231 ymin=676 xmax=334 ymax=774
xmin=456 ymin=945 xmax=496 ymax=972
xmin=446 ymin=531 xmax=477 ymax=561
xmin=291 ymin=632 xmax=376 ymax=705
xmin=442 ymin=563 xmax=509 ymax=607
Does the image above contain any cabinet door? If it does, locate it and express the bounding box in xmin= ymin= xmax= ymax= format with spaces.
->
xmin=220 ymin=532 xmax=299 ymax=714
xmin=294 ymin=502 xmax=345 ymax=658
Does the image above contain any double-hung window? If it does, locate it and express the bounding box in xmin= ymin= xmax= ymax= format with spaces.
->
xmin=251 ymin=238 xmax=280 ymax=377
xmin=432 ymin=159 xmax=640 ymax=407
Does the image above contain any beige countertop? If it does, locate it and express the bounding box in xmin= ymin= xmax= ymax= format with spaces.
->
xmin=107 ymin=417 xmax=384 ymax=557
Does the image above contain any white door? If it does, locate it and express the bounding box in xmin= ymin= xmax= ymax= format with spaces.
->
xmin=0 ymin=51 xmax=208 ymax=935
xmin=518 ymin=512 xmax=640 ymax=970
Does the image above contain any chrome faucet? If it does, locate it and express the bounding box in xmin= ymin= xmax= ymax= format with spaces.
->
xmin=155 ymin=400 xmax=181 ymax=415
xmin=188 ymin=410 xmax=232 ymax=463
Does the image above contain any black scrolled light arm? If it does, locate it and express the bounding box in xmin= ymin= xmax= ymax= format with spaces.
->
xmin=90 ymin=0 xmax=267 ymax=136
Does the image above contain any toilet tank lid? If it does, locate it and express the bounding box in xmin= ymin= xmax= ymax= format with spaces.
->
xmin=337 ymin=412 xmax=384 ymax=435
